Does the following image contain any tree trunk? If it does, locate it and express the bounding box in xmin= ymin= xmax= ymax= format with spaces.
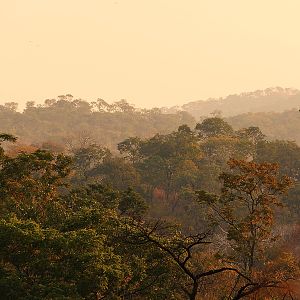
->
xmin=189 ymin=280 xmax=199 ymax=300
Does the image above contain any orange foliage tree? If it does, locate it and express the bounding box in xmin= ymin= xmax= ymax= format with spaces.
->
xmin=197 ymin=159 xmax=300 ymax=299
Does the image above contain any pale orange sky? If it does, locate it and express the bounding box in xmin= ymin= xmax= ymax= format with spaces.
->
xmin=1 ymin=0 xmax=300 ymax=108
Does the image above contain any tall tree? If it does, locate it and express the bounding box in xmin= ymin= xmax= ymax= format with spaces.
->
xmin=197 ymin=159 xmax=299 ymax=299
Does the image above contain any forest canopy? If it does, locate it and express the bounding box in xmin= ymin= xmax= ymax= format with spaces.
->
xmin=0 ymin=112 xmax=300 ymax=299
xmin=2 ymin=88 xmax=300 ymax=153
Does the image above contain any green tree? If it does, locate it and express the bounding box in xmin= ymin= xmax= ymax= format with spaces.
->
xmin=117 ymin=137 xmax=143 ymax=164
xmin=0 ymin=216 xmax=125 ymax=300
xmin=195 ymin=117 xmax=234 ymax=139
xmin=72 ymin=143 xmax=111 ymax=182
xmin=0 ymin=145 xmax=72 ymax=224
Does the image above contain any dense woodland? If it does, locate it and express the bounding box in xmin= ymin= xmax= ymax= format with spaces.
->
xmin=1 ymin=108 xmax=300 ymax=298
xmin=0 ymin=96 xmax=195 ymax=151
xmin=179 ymin=87 xmax=300 ymax=118
xmin=2 ymin=88 xmax=300 ymax=151
xmin=227 ymin=109 xmax=300 ymax=144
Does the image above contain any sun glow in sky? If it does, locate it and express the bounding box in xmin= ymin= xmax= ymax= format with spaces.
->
xmin=1 ymin=0 xmax=300 ymax=108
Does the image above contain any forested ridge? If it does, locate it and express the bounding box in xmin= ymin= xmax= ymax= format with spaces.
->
xmin=227 ymin=109 xmax=300 ymax=144
xmin=0 ymin=114 xmax=300 ymax=299
xmin=0 ymin=96 xmax=195 ymax=151
xmin=179 ymin=87 xmax=300 ymax=118
xmin=2 ymin=88 xmax=300 ymax=152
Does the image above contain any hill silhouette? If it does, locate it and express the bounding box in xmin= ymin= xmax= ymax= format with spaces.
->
xmin=176 ymin=87 xmax=300 ymax=118
xmin=1 ymin=87 xmax=300 ymax=149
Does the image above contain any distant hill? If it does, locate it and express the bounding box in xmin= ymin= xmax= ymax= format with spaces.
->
xmin=175 ymin=87 xmax=300 ymax=118
xmin=0 ymin=97 xmax=195 ymax=150
xmin=226 ymin=108 xmax=300 ymax=144
xmin=1 ymin=88 xmax=300 ymax=149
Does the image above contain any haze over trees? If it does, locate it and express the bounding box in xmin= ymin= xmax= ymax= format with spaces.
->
xmin=2 ymin=0 xmax=300 ymax=297
xmin=0 ymin=95 xmax=194 ymax=151
xmin=2 ymin=87 xmax=300 ymax=152
xmin=178 ymin=87 xmax=300 ymax=118
xmin=1 ymin=110 xmax=300 ymax=298
xmin=1 ymin=88 xmax=300 ymax=299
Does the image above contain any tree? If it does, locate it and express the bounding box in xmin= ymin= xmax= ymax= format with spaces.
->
xmin=0 ymin=216 xmax=124 ymax=300
xmin=197 ymin=159 xmax=299 ymax=299
xmin=4 ymin=102 xmax=18 ymax=112
xmin=0 ymin=142 xmax=177 ymax=299
xmin=0 ymin=147 xmax=72 ymax=223
xmin=90 ymin=156 xmax=141 ymax=191
xmin=137 ymin=128 xmax=201 ymax=200
xmin=195 ymin=117 xmax=234 ymax=139
xmin=117 ymin=137 xmax=143 ymax=164
xmin=236 ymin=126 xmax=265 ymax=145
xmin=0 ymin=133 xmax=17 ymax=144
xmin=0 ymin=133 xmax=17 ymax=167
xmin=25 ymin=101 xmax=35 ymax=109
xmin=91 ymin=98 xmax=111 ymax=112
xmin=71 ymin=143 xmax=111 ymax=182
xmin=114 ymin=99 xmax=135 ymax=113
xmin=133 ymin=220 xmax=252 ymax=300
xmin=59 ymin=184 xmax=177 ymax=299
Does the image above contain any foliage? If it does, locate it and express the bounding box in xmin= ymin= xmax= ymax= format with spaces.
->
xmin=0 ymin=111 xmax=300 ymax=299
xmin=197 ymin=159 xmax=299 ymax=299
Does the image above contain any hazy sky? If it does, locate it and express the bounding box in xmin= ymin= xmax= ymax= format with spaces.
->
xmin=1 ymin=0 xmax=300 ymax=108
